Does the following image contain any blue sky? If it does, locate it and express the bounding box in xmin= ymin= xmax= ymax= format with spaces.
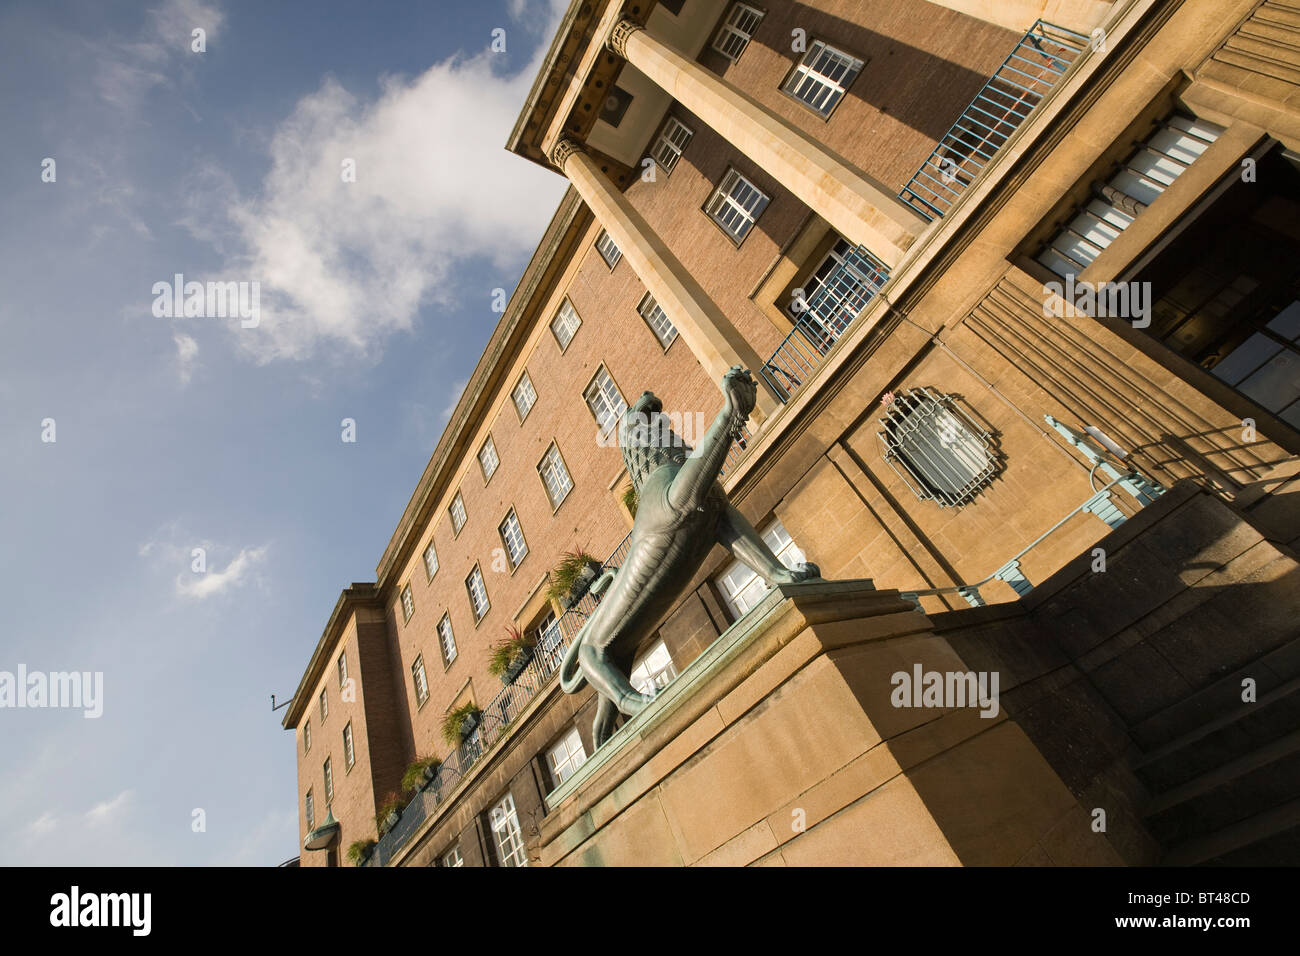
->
xmin=0 ymin=0 xmax=569 ymax=865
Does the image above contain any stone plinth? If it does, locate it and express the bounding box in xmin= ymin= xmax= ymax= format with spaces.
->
xmin=535 ymin=580 xmax=1120 ymax=866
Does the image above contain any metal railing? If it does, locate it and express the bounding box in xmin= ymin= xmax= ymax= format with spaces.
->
xmin=364 ymin=529 xmax=635 ymax=866
xmin=899 ymin=20 xmax=1088 ymax=221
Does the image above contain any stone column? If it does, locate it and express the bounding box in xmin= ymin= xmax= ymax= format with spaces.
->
xmin=552 ymin=137 xmax=778 ymax=419
xmin=609 ymin=18 xmax=927 ymax=270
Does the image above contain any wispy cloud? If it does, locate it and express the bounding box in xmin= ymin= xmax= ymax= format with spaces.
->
xmin=94 ymin=0 xmax=225 ymax=112
xmin=86 ymin=789 xmax=133 ymax=826
xmin=173 ymin=331 xmax=199 ymax=385
xmin=140 ymin=527 xmax=270 ymax=600
xmin=175 ymin=545 xmax=268 ymax=599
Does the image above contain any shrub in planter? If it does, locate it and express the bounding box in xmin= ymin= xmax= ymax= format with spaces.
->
xmin=400 ymin=755 xmax=442 ymax=795
xmin=375 ymin=792 xmax=404 ymax=836
xmin=621 ymin=483 xmax=638 ymax=518
xmin=347 ymin=838 xmax=377 ymax=866
xmin=441 ymin=703 xmax=482 ymax=746
xmin=546 ymin=548 xmax=603 ymax=609
xmin=488 ymin=626 xmax=537 ymax=685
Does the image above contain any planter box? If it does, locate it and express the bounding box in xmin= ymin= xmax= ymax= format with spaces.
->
xmin=458 ymin=712 xmax=481 ymax=738
xmin=382 ymin=810 xmax=400 ymax=833
xmin=422 ymin=763 xmax=441 ymax=784
xmin=501 ymin=646 xmax=536 ymax=685
xmin=560 ymin=561 xmax=603 ymax=610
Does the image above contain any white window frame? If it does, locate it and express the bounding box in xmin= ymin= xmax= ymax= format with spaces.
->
xmin=412 ymin=654 xmax=429 ymax=707
xmin=337 ymin=652 xmax=347 ymax=688
xmin=499 ymin=509 xmax=528 ymax=570
xmin=547 ymin=727 xmax=588 ymax=785
xmin=449 ymin=492 xmax=467 ymax=536
xmin=712 ymin=2 xmax=764 ymax=61
xmin=442 ymin=846 xmax=463 ymax=868
xmin=550 ymin=299 xmax=582 ymax=350
xmin=594 ymin=231 xmax=621 ymax=269
xmin=478 ymin=435 xmax=499 ymax=482
xmin=512 ymin=371 xmax=537 ymax=422
xmin=303 ymin=719 xmax=311 ymax=754
xmin=706 ymin=168 xmax=770 ymax=243
xmin=782 ymin=39 xmax=864 ymax=116
xmin=319 ymin=689 xmax=328 ymax=722
xmin=490 ymin=793 xmax=529 ymax=868
xmin=323 ymin=756 xmax=334 ymax=804
xmin=630 ymin=641 xmax=678 ymax=695
xmin=423 ymin=540 xmax=439 ymax=581
xmin=538 ymin=443 xmax=573 ymax=510
xmin=584 ymin=366 xmax=628 ymax=436
xmin=343 ymin=721 xmax=355 ymax=770
xmin=715 ymin=519 xmax=804 ymax=618
xmin=650 ymin=116 xmax=693 ymax=175
xmin=438 ymin=613 xmax=458 ymax=666
xmin=305 ymin=788 xmax=315 ymax=829
xmin=466 ymin=565 xmax=490 ymax=622
xmin=400 ymin=583 xmax=415 ymax=623
xmin=637 ymin=293 xmax=679 ymax=349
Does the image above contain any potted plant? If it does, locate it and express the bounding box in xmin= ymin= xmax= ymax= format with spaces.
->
xmin=621 ymin=483 xmax=638 ymax=519
xmin=347 ymin=838 xmax=377 ymax=866
xmin=375 ymin=792 xmax=403 ymax=836
xmin=441 ymin=702 xmax=482 ymax=746
xmin=546 ymin=548 xmax=604 ymax=610
xmin=488 ymin=626 xmax=537 ymax=685
xmin=400 ymin=755 xmax=442 ymax=795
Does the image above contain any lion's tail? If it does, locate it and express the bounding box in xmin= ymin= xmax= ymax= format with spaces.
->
xmin=558 ymin=616 xmax=589 ymax=694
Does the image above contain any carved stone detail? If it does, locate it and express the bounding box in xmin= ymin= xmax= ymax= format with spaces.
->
xmin=550 ymin=137 xmax=584 ymax=171
xmin=607 ymin=16 xmax=644 ymax=58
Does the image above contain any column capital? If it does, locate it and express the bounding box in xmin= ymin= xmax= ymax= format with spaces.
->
xmin=607 ymin=16 xmax=645 ymax=58
xmin=550 ymin=136 xmax=584 ymax=171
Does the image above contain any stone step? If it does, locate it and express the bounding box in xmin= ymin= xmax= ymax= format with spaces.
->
xmin=1162 ymin=796 xmax=1300 ymax=866
xmin=1133 ymin=675 xmax=1300 ymax=793
xmin=1130 ymin=637 xmax=1300 ymax=751
xmin=1144 ymin=729 xmax=1300 ymax=846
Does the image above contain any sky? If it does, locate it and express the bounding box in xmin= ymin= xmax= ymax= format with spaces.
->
xmin=0 ymin=0 xmax=570 ymax=865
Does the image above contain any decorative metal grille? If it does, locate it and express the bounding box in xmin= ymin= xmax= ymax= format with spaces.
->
xmin=877 ymin=388 xmax=996 ymax=507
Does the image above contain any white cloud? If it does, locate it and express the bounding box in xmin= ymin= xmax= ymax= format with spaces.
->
xmin=199 ymin=2 xmax=569 ymax=364
xmin=27 ymin=811 xmax=57 ymax=837
xmin=94 ymin=0 xmax=225 ymax=112
xmin=86 ymin=789 xmax=132 ymax=826
xmin=173 ymin=331 xmax=199 ymax=385
xmin=175 ymin=545 xmax=268 ymax=600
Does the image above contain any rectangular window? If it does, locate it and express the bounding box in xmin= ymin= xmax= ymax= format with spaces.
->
xmin=551 ymin=299 xmax=583 ymax=350
xmin=790 ymin=238 xmax=889 ymax=352
xmin=706 ymin=168 xmax=769 ymax=243
xmin=303 ymin=719 xmax=311 ymax=754
xmin=449 ymin=492 xmax=467 ymax=535
xmin=630 ymin=640 xmax=678 ymax=695
xmin=713 ymin=2 xmax=763 ymax=61
xmin=323 ymin=756 xmax=334 ymax=804
xmin=651 ymin=116 xmax=694 ymax=175
xmin=411 ymin=654 xmax=429 ymax=706
xmin=1036 ymin=113 xmax=1225 ymax=278
xmin=318 ymin=689 xmax=328 ymax=722
xmin=400 ymin=583 xmax=415 ymax=623
xmin=438 ymin=613 xmax=458 ymax=666
xmin=715 ymin=518 xmax=804 ymax=617
xmin=547 ymin=727 xmax=588 ymax=785
xmin=490 ymin=793 xmax=529 ymax=868
xmin=343 ymin=722 xmax=355 ymax=770
xmin=535 ymin=610 xmax=564 ymax=672
xmin=478 ymin=436 xmax=499 ymax=482
xmin=466 ymin=565 xmax=490 ymax=622
xmin=584 ymin=367 xmax=628 ymax=436
xmin=337 ymin=652 xmax=347 ymax=689
xmin=443 ymin=846 xmax=464 ymax=867
xmin=512 ymin=371 xmax=537 ymax=421
xmin=499 ymin=509 xmax=528 ymax=569
xmin=637 ymin=293 xmax=679 ymax=349
xmin=423 ymin=540 xmax=439 ymax=581
xmin=595 ymin=231 xmax=622 ymax=269
xmin=538 ymin=443 xmax=574 ymax=509
xmin=305 ymin=788 xmax=315 ymax=829
xmin=783 ymin=40 xmax=863 ymax=116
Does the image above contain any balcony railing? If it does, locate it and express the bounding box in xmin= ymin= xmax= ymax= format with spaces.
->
xmin=364 ymin=529 xmax=634 ymax=866
xmin=899 ymin=20 xmax=1088 ymax=221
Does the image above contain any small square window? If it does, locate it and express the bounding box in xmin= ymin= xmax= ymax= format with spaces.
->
xmin=783 ymin=40 xmax=863 ymax=116
xmin=630 ymin=640 xmax=678 ymax=695
xmin=478 ymin=436 xmax=500 ymax=482
xmin=442 ymin=846 xmax=464 ymax=867
xmin=651 ymin=117 xmax=694 ymax=175
xmin=713 ymin=3 xmax=764 ymax=61
xmin=466 ymin=565 xmax=490 ymax=622
xmin=400 ymin=583 xmax=415 ymax=623
xmin=343 ymin=722 xmax=355 ymax=770
xmin=498 ymin=509 xmax=528 ymax=570
xmin=449 ymin=492 xmax=467 ymax=536
xmin=551 ymin=300 xmax=582 ymax=350
xmin=547 ymin=727 xmax=588 ymax=785
xmin=423 ymin=541 xmax=439 ymax=581
xmin=599 ymin=85 xmax=633 ymax=127
xmin=512 ymin=372 xmax=537 ymax=421
xmin=412 ymin=655 xmax=429 ymax=707
xmin=706 ymin=168 xmax=769 ymax=243
xmin=438 ymin=614 xmax=458 ymax=666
